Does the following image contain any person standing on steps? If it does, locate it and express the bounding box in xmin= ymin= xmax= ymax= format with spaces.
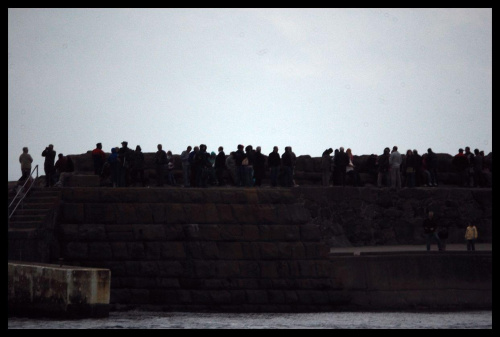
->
xmin=41 ymin=144 xmax=56 ymax=187
xmin=18 ymin=147 xmax=33 ymax=186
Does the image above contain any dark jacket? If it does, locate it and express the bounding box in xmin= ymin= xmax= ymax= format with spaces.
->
xmin=254 ymin=151 xmax=266 ymax=171
xmin=404 ymin=153 xmax=417 ymax=171
xmin=282 ymin=151 xmax=293 ymax=167
xmin=423 ymin=218 xmax=438 ymax=234
xmin=42 ymin=147 xmax=56 ymax=170
xmin=133 ymin=150 xmax=145 ymax=170
xmin=334 ymin=151 xmax=348 ymax=168
xmin=215 ymin=151 xmax=226 ymax=169
xmin=268 ymin=151 xmax=281 ymax=168
xmin=427 ymin=151 xmax=438 ymax=170
xmin=377 ymin=153 xmax=390 ymax=173
xmin=452 ymin=153 xmax=469 ymax=171
xmin=154 ymin=150 xmax=167 ymax=166
xmin=234 ymin=149 xmax=246 ymax=166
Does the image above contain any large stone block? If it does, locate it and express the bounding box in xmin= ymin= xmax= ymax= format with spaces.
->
xmin=65 ymin=175 xmax=100 ymax=187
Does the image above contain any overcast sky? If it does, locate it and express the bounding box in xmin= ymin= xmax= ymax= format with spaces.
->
xmin=8 ymin=8 xmax=492 ymax=181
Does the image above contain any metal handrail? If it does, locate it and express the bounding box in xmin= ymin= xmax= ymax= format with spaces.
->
xmin=8 ymin=165 xmax=39 ymax=219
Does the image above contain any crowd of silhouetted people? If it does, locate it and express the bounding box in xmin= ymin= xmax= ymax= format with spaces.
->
xmin=13 ymin=142 xmax=492 ymax=190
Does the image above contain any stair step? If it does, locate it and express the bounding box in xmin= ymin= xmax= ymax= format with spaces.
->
xmin=25 ymin=195 xmax=58 ymax=202
xmin=10 ymin=208 xmax=50 ymax=215
xmin=30 ymin=190 xmax=61 ymax=197
xmin=9 ymin=214 xmax=47 ymax=222
xmin=20 ymin=203 xmax=56 ymax=209
xmin=8 ymin=221 xmax=43 ymax=229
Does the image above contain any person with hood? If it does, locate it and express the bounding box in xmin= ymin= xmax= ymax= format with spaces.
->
xmin=321 ymin=148 xmax=333 ymax=186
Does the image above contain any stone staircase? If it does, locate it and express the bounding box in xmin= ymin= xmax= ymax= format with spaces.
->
xmin=8 ymin=188 xmax=61 ymax=230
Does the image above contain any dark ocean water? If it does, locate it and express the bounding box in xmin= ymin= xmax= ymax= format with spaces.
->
xmin=8 ymin=310 xmax=492 ymax=329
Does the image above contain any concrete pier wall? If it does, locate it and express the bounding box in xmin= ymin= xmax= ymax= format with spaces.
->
xmin=8 ymin=262 xmax=111 ymax=318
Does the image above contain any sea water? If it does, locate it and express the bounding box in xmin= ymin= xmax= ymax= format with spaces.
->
xmin=8 ymin=310 xmax=492 ymax=329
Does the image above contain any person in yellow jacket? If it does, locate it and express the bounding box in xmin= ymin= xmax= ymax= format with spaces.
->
xmin=465 ymin=223 xmax=478 ymax=251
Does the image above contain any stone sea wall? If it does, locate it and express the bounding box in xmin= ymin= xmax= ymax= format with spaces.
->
xmin=41 ymin=186 xmax=492 ymax=311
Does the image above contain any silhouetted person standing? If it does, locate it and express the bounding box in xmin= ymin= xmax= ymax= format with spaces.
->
xmin=465 ymin=223 xmax=478 ymax=251
xmin=131 ymin=145 xmax=146 ymax=187
xmin=452 ymin=148 xmax=469 ymax=187
xmin=389 ymin=146 xmax=402 ymax=189
xmin=423 ymin=211 xmax=442 ymax=251
xmin=334 ymin=147 xmax=348 ymax=187
xmin=427 ymin=148 xmax=438 ymax=186
xmin=281 ymin=147 xmax=294 ymax=187
xmin=42 ymin=144 xmax=56 ymax=187
xmin=92 ymin=142 xmax=106 ymax=176
xmin=268 ymin=146 xmax=281 ymax=187
xmin=253 ymin=146 xmax=266 ymax=187
xmin=118 ymin=141 xmax=133 ymax=187
xmin=154 ymin=144 xmax=168 ymax=187
xmin=215 ymin=146 xmax=226 ymax=186
xmin=18 ymin=147 xmax=33 ymax=185
xmin=181 ymin=146 xmax=192 ymax=187
xmin=321 ymin=148 xmax=333 ymax=186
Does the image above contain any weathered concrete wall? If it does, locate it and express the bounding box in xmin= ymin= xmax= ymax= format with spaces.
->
xmin=43 ymin=187 xmax=492 ymax=311
xmin=8 ymin=261 xmax=111 ymax=318
xmin=330 ymin=252 xmax=491 ymax=310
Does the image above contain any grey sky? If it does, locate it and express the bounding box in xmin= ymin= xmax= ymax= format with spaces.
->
xmin=8 ymin=8 xmax=492 ymax=181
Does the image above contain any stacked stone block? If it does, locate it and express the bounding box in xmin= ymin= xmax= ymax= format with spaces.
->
xmin=57 ymin=188 xmax=342 ymax=312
